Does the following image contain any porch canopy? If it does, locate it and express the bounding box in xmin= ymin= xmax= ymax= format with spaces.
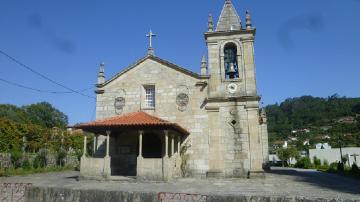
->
xmin=73 ymin=111 xmax=189 ymax=136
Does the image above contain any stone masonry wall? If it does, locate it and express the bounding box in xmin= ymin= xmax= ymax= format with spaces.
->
xmin=96 ymin=58 xmax=210 ymax=176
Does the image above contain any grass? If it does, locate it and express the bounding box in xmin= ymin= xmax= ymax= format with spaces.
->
xmin=0 ymin=166 xmax=76 ymax=177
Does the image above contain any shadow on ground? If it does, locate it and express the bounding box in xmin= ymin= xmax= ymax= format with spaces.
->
xmin=267 ymin=167 xmax=360 ymax=195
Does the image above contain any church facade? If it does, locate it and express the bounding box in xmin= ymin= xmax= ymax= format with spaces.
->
xmin=75 ymin=0 xmax=269 ymax=180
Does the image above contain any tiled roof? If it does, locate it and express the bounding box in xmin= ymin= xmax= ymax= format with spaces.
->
xmin=74 ymin=111 xmax=189 ymax=135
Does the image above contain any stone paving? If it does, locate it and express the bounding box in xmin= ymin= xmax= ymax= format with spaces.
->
xmin=1 ymin=167 xmax=359 ymax=201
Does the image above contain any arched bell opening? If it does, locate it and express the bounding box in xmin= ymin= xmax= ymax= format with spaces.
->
xmin=224 ymin=42 xmax=239 ymax=79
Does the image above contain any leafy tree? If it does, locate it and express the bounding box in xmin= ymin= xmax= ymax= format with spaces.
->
xmin=22 ymin=102 xmax=68 ymax=129
xmin=277 ymin=147 xmax=299 ymax=167
xmin=0 ymin=118 xmax=22 ymax=152
xmin=0 ymin=104 xmax=30 ymax=124
xmin=352 ymin=103 xmax=360 ymax=114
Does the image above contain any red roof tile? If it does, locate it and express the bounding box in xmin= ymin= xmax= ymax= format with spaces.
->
xmin=74 ymin=111 xmax=189 ymax=135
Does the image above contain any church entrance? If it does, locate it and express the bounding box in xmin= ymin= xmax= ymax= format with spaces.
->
xmin=110 ymin=132 xmax=138 ymax=176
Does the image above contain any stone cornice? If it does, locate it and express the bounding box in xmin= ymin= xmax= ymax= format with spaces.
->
xmin=205 ymin=95 xmax=261 ymax=103
xmin=95 ymin=89 xmax=105 ymax=94
xmin=204 ymin=28 xmax=256 ymax=40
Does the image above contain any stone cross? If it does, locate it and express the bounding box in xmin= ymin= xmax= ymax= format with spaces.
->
xmin=350 ymin=153 xmax=359 ymax=162
xmin=146 ymin=29 xmax=156 ymax=48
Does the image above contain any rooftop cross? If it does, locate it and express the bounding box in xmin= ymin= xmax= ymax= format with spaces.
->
xmin=146 ymin=29 xmax=156 ymax=48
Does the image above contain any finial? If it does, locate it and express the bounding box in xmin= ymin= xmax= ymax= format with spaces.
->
xmin=200 ymin=55 xmax=207 ymax=75
xmin=225 ymin=0 xmax=231 ymax=4
xmin=246 ymin=10 xmax=252 ymax=29
xmin=99 ymin=62 xmax=105 ymax=73
xmin=208 ymin=14 xmax=214 ymax=32
xmin=97 ymin=62 xmax=105 ymax=85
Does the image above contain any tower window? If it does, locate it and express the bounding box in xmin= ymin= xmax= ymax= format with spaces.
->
xmin=144 ymin=85 xmax=155 ymax=108
xmin=224 ymin=43 xmax=239 ymax=79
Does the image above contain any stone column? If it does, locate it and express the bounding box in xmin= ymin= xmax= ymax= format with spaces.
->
xmin=93 ymin=135 xmax=97 ymax=156
xmin=138 ymin=130 xmax=143 ymax=158
xmin=106 ymin=130 xmax=111 ymax=157
xmin=178 ymin=136 xmax=181 ymax=154
xmin=103 ymin=130 xmax=111 ymax=179
xmin=171 ymin=135 xmax=174 ymax=156
xmin=82 ymin=135 xmax=87 ymax=157
xmin=164 ymin=130 xmax=169 ymax=158
xmin=163 ymin=130 xmax=169 ymax=181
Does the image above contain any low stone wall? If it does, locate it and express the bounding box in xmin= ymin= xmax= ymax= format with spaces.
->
xmin=0 ymin=153 xmax=11 ymax=168
xmin=80 ymin=157 xmax=107 ymax=179
xmin=24 ymin=186 xmax=359 ymax=202
xmin=137 ymin=157 xmax=164 ymax=181
xmin=0 ymin=153 xmax=79 ymax=168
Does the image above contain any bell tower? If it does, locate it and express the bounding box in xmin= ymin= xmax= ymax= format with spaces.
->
xmin=205 ymin=0 xmax=257 ymax=98
xmin=204 ymin=0 xmax=267 ymax=178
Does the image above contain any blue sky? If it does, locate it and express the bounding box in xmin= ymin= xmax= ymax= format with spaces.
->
xmin=0 ymin=0 xmax=359 ymax=125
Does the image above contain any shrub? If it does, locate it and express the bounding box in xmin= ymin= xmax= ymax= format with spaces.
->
xmin=323 ymin=160 xmax=329 ymax=167
xmin=351 ymin=163 xmax=360 ymax=173
xmin=21 ymin=159 xmax=31 ymax=170
xmin=318 ymin=159 xmax=330 ymax=170
xmin=33 ymin=150 xmax=46 ymax=168
xmin=313 ymin=156 xmax=321 ymax=168
xmin=337 ymin=162 xmax=344 ymax=172
xmin=295 ymin=157 xmax=312 ymax=169
xmin=10 ymin=150 xmax=22 ymax=169
xmin=56 ymin=149 xmax=67 ymax=167
xmin=328 ymin=162 xmax=338 ymax=172
xmin=180 ymin=140 xmax=191 ymax=177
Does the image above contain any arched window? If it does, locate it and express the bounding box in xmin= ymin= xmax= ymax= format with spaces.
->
xmin=224 ymin=43 xmax=239 ymax=79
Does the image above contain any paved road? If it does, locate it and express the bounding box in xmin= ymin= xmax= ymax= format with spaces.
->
xmin=1 ymin=167 xmax=359 ymax=201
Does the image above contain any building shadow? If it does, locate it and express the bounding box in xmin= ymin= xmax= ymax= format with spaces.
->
xmin=267 ymin=167 xmax=360 ymax=195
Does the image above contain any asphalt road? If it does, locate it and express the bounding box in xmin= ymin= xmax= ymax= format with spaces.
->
xmin=1 ymin=167 xmax=359 ymax=201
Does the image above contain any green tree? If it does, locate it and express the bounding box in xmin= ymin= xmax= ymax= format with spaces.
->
xmin=22 ymin=102 xmax=68 ymax=129
xmin=351 ymin=103 xmax=360 ymax=114
xmin=277 ymin=147 xmax=299 ymax=167
xmin=0 ymin=118 xmax=23 ymax=152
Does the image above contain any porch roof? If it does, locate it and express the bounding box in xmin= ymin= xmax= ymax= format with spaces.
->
xmin=73 ymin=111 xmax=189 ymax=135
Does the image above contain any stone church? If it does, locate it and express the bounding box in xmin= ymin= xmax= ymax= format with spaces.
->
xmin=75 ymin=0 xmax=269 ymax=181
